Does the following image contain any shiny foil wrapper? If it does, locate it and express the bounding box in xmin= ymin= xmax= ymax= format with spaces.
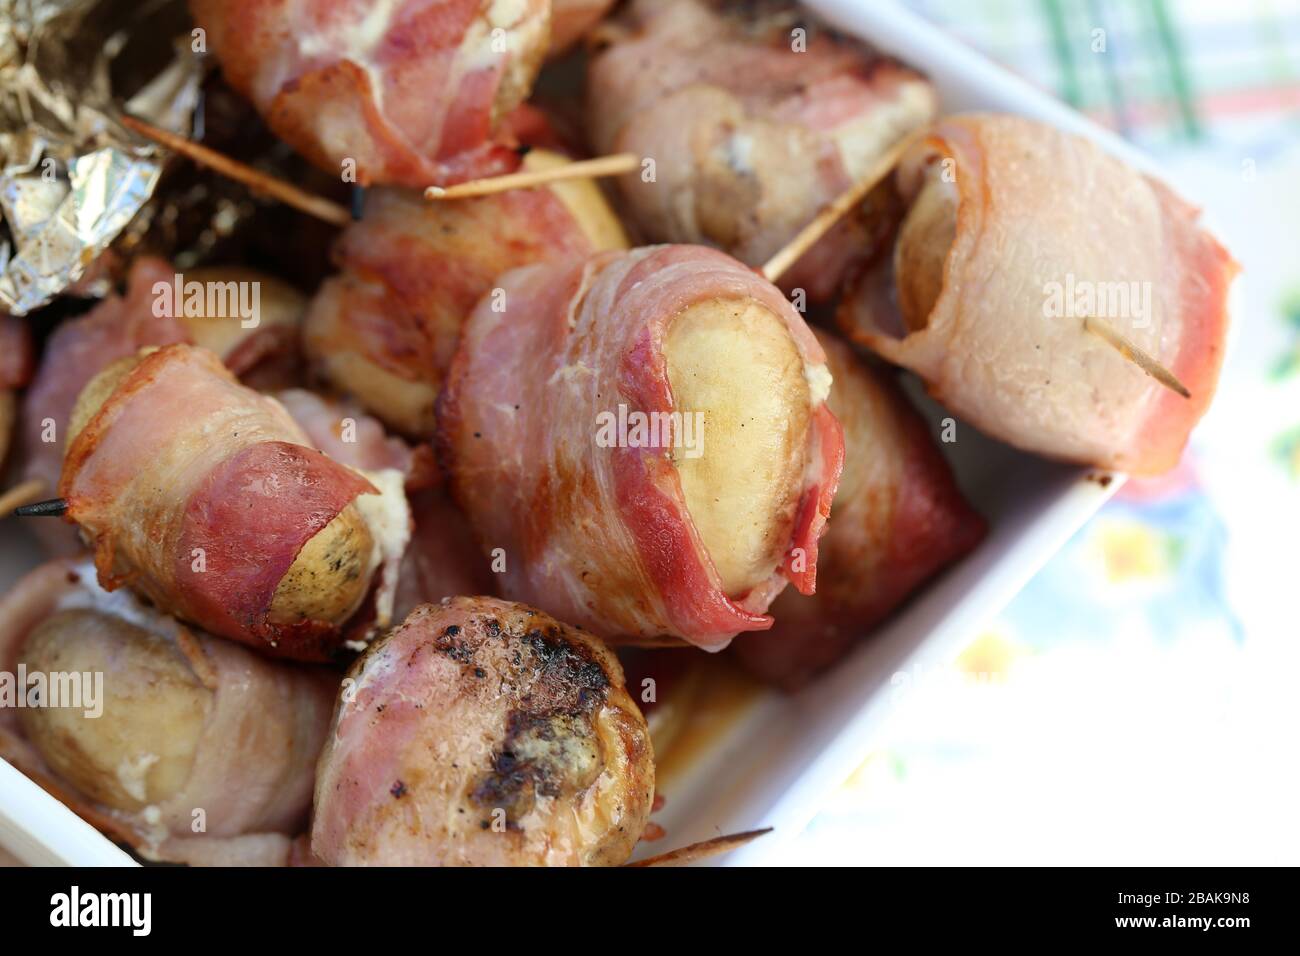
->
xmin=0 ymin=0 xmax=202 ymax=314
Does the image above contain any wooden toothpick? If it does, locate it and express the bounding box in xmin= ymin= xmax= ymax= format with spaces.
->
xmin=761 ymin=129 xmax=923 ymax=283
xmin=624 ymin=827 xmax=773 ymax=867
xmin=1083 ymin=317 xmax=1191 ymax=398
xmin=119 ymin=114 xmax=352 ymax=228
xmin=425 ymin=152 xmax=640 ymax=200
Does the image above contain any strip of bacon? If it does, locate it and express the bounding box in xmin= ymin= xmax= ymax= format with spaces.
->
xmin=173 ymin=441 xmax=376 ymax=658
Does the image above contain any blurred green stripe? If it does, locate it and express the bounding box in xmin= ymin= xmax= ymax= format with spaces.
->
xmin=1257 ymin=0 xmax=1300 ymax=86
xmin=1147 ymin=0 xmax=1202 ymax=140
xmin=1087 ymin=0 xmax=1131 ymax=134
xmin=1040 ymin=0 xmax=1083 ymax=107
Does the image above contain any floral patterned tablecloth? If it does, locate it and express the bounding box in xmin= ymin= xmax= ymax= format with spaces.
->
xmin=788 ymin=0 xmax=1300 ymax=865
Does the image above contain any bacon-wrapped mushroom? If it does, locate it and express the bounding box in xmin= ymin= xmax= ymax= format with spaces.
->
xmin=189 ymin=0 xmax=551 ymax=187
xmin=58 ymin=344 xmax=410 ymax=661
xmin=839 ymin=113 xmax=1237 ymax=475
xmin=302 ymin=149 xmax=628 ymax=436
xmin=587 ymin=0 xmax=935 ymax=301
xmin=0 ymin=559 xmax=337 ymax=866
xmin=440 ymin=244 xmax=844 ymax=650
xmin=731 ymin=329 xmax=985 ymax=689
xmin=312 ymin=597 xmax=654 ymax=866
xmin=18 ymin=258 xmax=306 ymax=556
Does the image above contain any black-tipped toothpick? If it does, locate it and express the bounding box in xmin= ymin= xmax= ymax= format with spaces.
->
xmin=13 ymin=497 xmax=68 ymax=518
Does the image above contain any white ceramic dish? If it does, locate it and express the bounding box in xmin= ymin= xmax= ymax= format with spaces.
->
xmin=0 ymin=0 xmax=1155 ymax=866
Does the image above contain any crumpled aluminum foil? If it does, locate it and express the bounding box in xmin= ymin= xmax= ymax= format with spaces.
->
xmin=0 ymin=0 xmax=202 ymax=314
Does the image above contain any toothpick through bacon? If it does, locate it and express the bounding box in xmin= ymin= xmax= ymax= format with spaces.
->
xmin=761 ymin=130 xmax=922 ymax=284
xmin=1084 ymin=317 xmax=1192 ymax=398
xmin=119 ymin=115 xmax=351 ymax=227
xmin=425 ymin=152 xmax=640 ymax=200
